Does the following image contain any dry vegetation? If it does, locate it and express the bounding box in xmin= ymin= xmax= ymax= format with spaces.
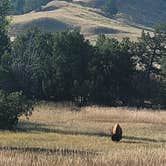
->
xmin=10 ymin=0 xmax=151 ymax=41
xmin=0 ymin=102 xmax=166 ymax=165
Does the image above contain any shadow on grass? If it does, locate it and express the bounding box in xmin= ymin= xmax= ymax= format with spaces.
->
xmin=123 ymin=135 xmax=166 ymax=143
xmin=17 ymin=121 xmax=166 ymax=144
xmin=17 ymin=121 xmax=110 ymax=138
xmin=122 ymin=141 xmax=145 ymax=144
xmin=0 ymin=146 xmax=101 ymax=156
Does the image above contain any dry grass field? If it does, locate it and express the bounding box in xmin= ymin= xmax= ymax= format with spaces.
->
xmin=0 ymin=102 xmax=166 ymax=166
xmin=10 ymin=0 xmax=152 ymax=42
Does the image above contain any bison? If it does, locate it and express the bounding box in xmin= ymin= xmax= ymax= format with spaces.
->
xmin=110 ymin=123 xmax=122 ymax=142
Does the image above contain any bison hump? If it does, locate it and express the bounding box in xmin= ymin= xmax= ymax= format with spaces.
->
xmin=112 ymin=123 xmax=122 ymax=135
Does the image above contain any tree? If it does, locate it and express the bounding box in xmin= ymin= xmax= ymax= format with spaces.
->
xmin=103 ymin=0 xmax=118 ymax=16
xmin=5 ymin=29 xmax=92 ymax=104
xmin=156 ymin=24 xmax=166 ymax=107
xmin=0 ymin=0 xmax=10 ymax=61
xmin=89 ymin=35 xmax=135 ymax=105
xmin=138 ymin=30 xmax=165 ymax=81
xmin=16 ymin=0 xmax=25 ymax=14
xmin=0 ymin=1 xmax=34 ymax=130
xmin=0 ymin=0 xmax=11 ymax=90
xmin=158 ymin=23 xmax=166 ymax=76
xmin=162 ymin=57 xmax=166 ymax=75
xmin=11 ymin=0 xmax=52 ymax=14
xmin=52 ymin=30 xmax=92 ymax=105
xmin=11 ymin=28 xmax=54 ymax=99
xmin=133 ymin=26 xmax=166 ymax=107
xmin=0 ymin=90 xmax=33 ymax=129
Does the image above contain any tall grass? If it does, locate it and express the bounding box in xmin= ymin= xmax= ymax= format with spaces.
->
xmin=0 ymin=148 xmax=165 ymax=166
xmin=0 ymin=102 xmax=165 ymax=165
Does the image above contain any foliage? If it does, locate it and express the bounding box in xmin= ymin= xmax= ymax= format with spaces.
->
xmin=0 ymin=0 xmax=10 ymax=61
xmin=1 ymin=25 xmax=165 ymax=107
xmin=89 ymin=35 xmax=135 ymax=105
xmin=0 ymin=0 xmax=11 ymax=91
xmin=162 ymin=57 xmax=166 ymax=75
xmin=10 ymin=0 xmax=52 ymax=14
xmin=10 ymin=28 xmax=54 ymax=99
xmin=103 ymin=0 xmax=118 ymax=16
xmin=132 ymin=27 xmax=166 ymax=107
xmin=159 ymin=24 xmax=166 ymax=76
xmin=52 ymin=30 xmax=92 ymax=104
xmin=0 ymin=90 xmax=33 ymax=129
xmin=8 ymin=29 xmax=92 ymax=106
xmin=0 ymin=0 xmax=34 ymax=130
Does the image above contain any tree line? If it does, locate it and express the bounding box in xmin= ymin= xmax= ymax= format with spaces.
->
xmin=10 ymin=0 xmax=52 ymax=14
xmin=0 ymin=0 xmax=166 ymax=129
xmin=1 ymin=28 xmax=166 ymax=107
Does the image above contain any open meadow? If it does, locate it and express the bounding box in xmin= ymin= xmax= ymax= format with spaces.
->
xmin=0 ymin=102 xmax=165 ymax=166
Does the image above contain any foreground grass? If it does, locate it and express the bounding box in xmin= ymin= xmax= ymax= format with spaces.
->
xmin=0 ymin=102 xmax=166 ymax=165
xmin=0 ymin=148 xmax=165 ymax=166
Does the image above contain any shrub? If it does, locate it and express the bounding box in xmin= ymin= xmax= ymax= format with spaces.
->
xmin=0 ymin=90 xmax=33 ymax=129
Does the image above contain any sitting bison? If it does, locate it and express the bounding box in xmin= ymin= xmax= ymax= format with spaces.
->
xmin=110 ymin=123 xmax=122 ymax=142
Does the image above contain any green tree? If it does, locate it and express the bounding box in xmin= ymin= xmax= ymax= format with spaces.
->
xmin=103 ymin=0 xmax=118 ymax=16
xmin=133 ymin=26 xmax=166 ymax=107
xmin=156 ymin=24 xmax=166 ymax=107
xmin=158 ymin=24 xmax=166 ymax=76
xmin=52 ymin=30 xmax=92 ymax=105
xmin=162 ymin=57 xmax=166 ymax=75
xmin=11 ymin=0 xmax=52 ymax=14
xmin=89 ymin=35 xmax=135 ymax=105
xmin=0 ymin=90 xmax=33 ymax=129
xmin=11 ymin=28 xmax=54 ymax=99
xmin=16 ymin=0 xmax=25 ymax=14
xmin=0 ymin=0 xmax=11 ymax=90
xmin=138 ymin=30 xmax=165 ymax=80
xmin=0 ymin=0 xmax=10 ymax=61
xmin=10 ymin=29 xmax=92 ymax=104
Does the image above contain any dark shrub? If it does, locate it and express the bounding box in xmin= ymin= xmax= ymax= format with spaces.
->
xmin=0 ymin=90 xmax=33 ymax=129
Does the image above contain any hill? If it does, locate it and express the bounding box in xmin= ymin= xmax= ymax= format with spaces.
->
xmin=75 ymin=0 xmax=166 ymax=26
xmin=116 ymin=0 xmax=166 ymax=26
xmin=10 ymin=0 xmax=151 ymax=42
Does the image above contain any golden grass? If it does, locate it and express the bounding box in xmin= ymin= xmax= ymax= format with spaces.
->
xmin=0 ymin=102 xmax=166 ymax=165
xmin=0 ymin=148 xmax=165 ymax=166
xmin=10 ymin=1 xmax=150 ymax=41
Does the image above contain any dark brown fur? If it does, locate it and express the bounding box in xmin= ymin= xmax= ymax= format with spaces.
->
xmin=110 ymin=123 xmax=122 ymax=142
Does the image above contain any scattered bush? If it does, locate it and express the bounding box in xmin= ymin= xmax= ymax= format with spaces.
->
xmin=0 ymin=90 xmax=33 ymax=129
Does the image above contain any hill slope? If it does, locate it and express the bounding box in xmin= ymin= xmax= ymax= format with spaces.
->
xmin=117 ymin=0 xmax=166 ymax=26
xmin=11 ymin=0 xmax=151 ymax=42
xmin=75 ymin=0 xmax=166 ymax=26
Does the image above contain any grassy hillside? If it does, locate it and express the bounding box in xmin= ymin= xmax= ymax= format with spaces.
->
xmin=0 ymin=102 xmax=166 ymax=165
xmin=76 ymin=0 xmax=166 ymax=26
xmin=116 ymin=0 xmax=166 ymax=26
xmin=10 ymin=0 xmax=151 ymax=42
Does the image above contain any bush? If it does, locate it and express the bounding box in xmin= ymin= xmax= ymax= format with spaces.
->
xmin=0 ymin=90 xmax=33 ymax=129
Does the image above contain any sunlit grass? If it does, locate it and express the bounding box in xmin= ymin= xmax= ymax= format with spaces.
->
xmin=0 ymin=102 xmax=166 ymax=165
xmin=10 ymin=0 xmax=148 ymax=41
